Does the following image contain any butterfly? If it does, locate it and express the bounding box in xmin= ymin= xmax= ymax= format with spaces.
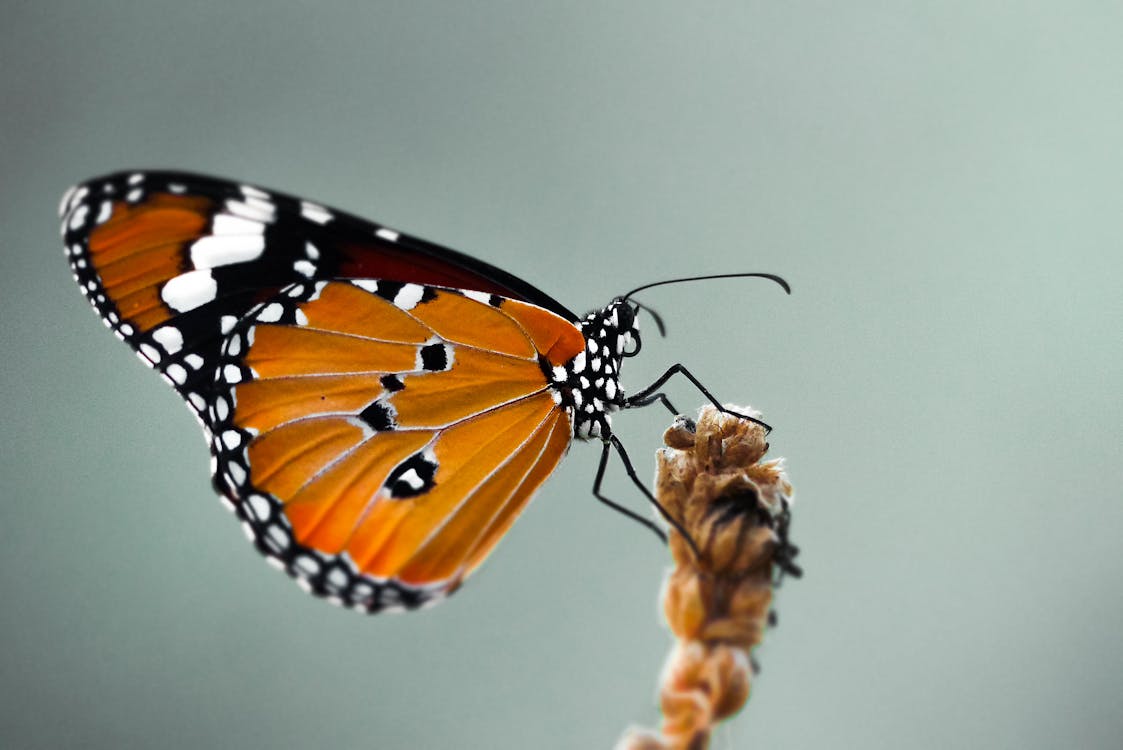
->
xmin=60 ymin=170 xmax=788 ymax=613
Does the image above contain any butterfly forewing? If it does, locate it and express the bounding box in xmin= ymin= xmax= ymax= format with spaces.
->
xmin=60 ymin=170 xmax=576 ymax=428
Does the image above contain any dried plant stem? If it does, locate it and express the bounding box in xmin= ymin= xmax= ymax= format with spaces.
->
xmin=618 ymin=405 xmax=798 ymax=750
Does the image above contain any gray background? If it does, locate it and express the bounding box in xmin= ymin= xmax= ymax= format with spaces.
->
xmin=3 ymin=3 xmax=1121 ymax=748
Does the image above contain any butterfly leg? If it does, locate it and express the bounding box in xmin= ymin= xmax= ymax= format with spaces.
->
xmin=626 ymin=363 xmax=772 ymax=433
xmin=592 ymin=440 xmax=667 ymax=544
xmin=625 ymin=389 xmax=681 ymax=418
xmin=593 ymin=436 xmax=703 ymax=559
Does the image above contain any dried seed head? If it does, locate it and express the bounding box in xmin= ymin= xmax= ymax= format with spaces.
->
xmin=619 ymin=405 xmax=799 ymax=750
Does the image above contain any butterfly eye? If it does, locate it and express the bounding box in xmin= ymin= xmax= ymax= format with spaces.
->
xmin=616 ymin=300 xmax=637 ymax=329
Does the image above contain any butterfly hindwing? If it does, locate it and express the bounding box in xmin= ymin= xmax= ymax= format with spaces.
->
xmin=208 ymin=280 xmax=584 ymax=611
xmin=60 ymin=170 xmax=576 ymax=429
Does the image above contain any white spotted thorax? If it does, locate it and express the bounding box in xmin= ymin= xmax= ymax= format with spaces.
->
xmin=550 ymin=298 xmax=640 ymax=440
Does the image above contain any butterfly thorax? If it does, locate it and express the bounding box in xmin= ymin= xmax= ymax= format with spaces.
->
xmin=548 ymin=298 xmax=639 ymax=441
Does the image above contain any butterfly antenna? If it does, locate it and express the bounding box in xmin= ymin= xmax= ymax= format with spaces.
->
xmin=623 ymin=272 xmax=791 ymax=301
xmin=632 ymin=301 xmax=667 ymax=337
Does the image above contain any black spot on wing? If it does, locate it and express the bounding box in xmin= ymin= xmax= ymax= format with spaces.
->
xmin=419 ymin=342 xmax=449 ymax=372
xmin=373 ymin=281 xmax=404 ymax=303
xmin=380 ymin=374 xmax=405 ymax=392
xmin=386 ymin=452 xmax=438 ymax=499
xmin=358 ymin=400 xmax=396 ymax=432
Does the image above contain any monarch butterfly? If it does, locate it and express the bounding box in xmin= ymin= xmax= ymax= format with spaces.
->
xmin=60 ymin=170 xmax=788 ymax=613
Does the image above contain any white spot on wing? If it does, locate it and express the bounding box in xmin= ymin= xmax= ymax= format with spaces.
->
xmin=394 ymin=284 xmax=424 ymax=310
xmin=67 ymin=203 xmax=89 ymax=230
xmin=127 ymin=173 xmax=144 ymax=185
xmin=139 ymin=343 xmax=161 ymax=363
xmin=95 ymin=200 xmax=112 ymax=224
xmin=375 ymin=228 xmax=399 ymax=242
xmin=293 ymin=259 xmax=315 ymax=277
xmin=265 ymin=524 xmax=289 ymax=551
xmin=256 ymin=302 xmax=284 ymax=323
xmin=352 ymin=280 xmax=379 ymax=293
xmin=152 ymin=326 xmax=184 ymax=354
xmin=161 ymin=270 xmax=217 ymax=312
xmin=225 ymin=197 xmax=275 ymax=223
xmin=463 ymin=290 xmax=491 ymax=304
xmin=58 ymin=185 xmax=77 ymax=217
xmin=212 ymin=213 xmax=266 ymax=236
xmin=165 ymin=363 xmax=188 ymax=384
xmin=190 ymin=234 xmax=265 ymax=268
xmin=227 ymin=462 xmax=246 ymax=485
xmin=398 ymin=468 xmax=424 ymax=490
xmin=300 ymin=200 xmax=333 ymax=224
xmin=294 ymin=556 xmax=320 ymax=576
xmin=247 ymin=494 xmax=271 ymax=522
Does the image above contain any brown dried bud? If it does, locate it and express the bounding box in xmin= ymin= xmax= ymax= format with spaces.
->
xmin=619 ymin=405 xmax=798 ymax=750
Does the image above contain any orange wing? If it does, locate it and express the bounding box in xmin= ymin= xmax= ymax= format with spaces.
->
xmin=210 ymin=280 xmax=585 ymax=612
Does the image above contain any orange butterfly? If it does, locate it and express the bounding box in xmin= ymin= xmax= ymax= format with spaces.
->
xmin=61 ymin=171 xmax=787 ymax=612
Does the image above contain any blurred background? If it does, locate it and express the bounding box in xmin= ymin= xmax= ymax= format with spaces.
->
xmin=3 ymin=3 xmax=1121 ymax=748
